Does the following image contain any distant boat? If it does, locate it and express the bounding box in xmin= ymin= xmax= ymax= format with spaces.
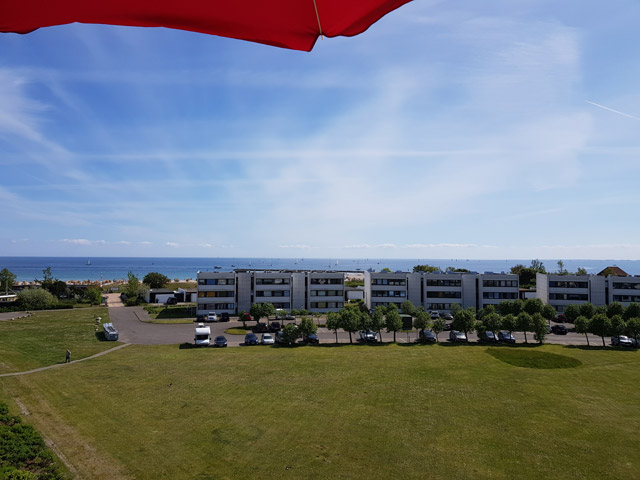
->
xmin=214 ymin=265 xmax=222 ymax=269
xmin=86 ymin=259 xmax=91 ymax=266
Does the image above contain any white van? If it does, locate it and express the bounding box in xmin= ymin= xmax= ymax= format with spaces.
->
xmin=103 ymin=322 xmax=119 ymax=341
xmin=207 ymin=312 xmax=218 ymax=322
xmin=194 ymin=323 xmax=211 ymax=346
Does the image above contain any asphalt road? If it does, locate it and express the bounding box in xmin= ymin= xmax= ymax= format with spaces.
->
xmin=103 ymin=294 xmax=610 ymax=347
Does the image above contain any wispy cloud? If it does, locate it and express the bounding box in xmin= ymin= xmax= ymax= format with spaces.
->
xmin=586 ymin=100 xmax=640 ymax=120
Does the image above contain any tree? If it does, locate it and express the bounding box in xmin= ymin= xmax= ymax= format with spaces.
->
xmin=511 ymin=260 xmax=545 ymax=288
xmin=499 ymin=299 xmax=523 ymax=316
xmin=299 ymin=316 xmax=317 ymax=338
xmin=38 ymin=267 xmax=55 ymax=291
xmin=452 ymin=307 xmax=476 ymax=340
xmin=531 ymin=259 xmax=546 ymax=272
xmin=413 ymin=310 xmax=429 ymax=337
xmin=477 ymin=304 xmax=496 ymax=320
xmin=484 ymin=312 xmax=502 ymax=335
xmin=401 ymin=300 xmax=417 ymax=317
xmin=384 ymin=305 xmax=403 ymax=342
xmin=576 ymin=267 xmax=588 ymax=275
xmin=607 ymin=302 xmax=624 ymax=318
xmin=542 ymin=304 xmax=556 ymax=321
xmin=523 ymin=298 xmax=544 ymax=316
xmin=380 ymin=267 xmax=391 ymax=273
xmin=579 ymin=303 xmax=595 ymax=320
xmin=370 ymin=306 xmax=385 ymax=343
xmin=623 ymin=303 xmax=640 ymax=321
xmin=531 ymin=313 xmax=548 ymax=344
xmin=610 ymin=315 xmax=626 ymax=337
xmin=563 ymin=304 xmax=581 ymax=323
xmin=18 ymin=288 xmax=57 ymax=310
xmin=262 ymin=302 xmax=276 ymax=322
xmin=431 ymin=317 xmax=445 ymax=342
xmin=143 ymin=272 xmax=171 ymax=289
xmin=326 ymin=312 xmax=341 ymax=344
xmin=516 ymin=312 xmax=532 ymax=343
xmin=450 ymin=303 xmax=463 ymax=317
xmin=574 ymin=316 xmax=591 ymax=346
xmin=557 ymin=260 xmax=568 ymax=275
xmin=502 ymin=314 xmax=517 ymax=334
xmin=250 ymin=303 xmax=265 ymax=325
xmin=125 ymin=271 xmax=141 ymax=300
xmin=589 ymin=313 xmax=612 ymax=347
xmin=280 ymin=324 xmax=300 ymax=346
xmin=0 ymin=268 xmax=17 ymax=293
xmin=339 ymin=307 xmax=360 ymax=344
xmin=85 ymin=287 xmax=103 ymax=306
xmin=626 ymin=317 xmax=640 ymax=346
xmin=239 ymin=311 xmax=251 ymax=328
xmin=413 ymin=264 xmax=439 ymax=273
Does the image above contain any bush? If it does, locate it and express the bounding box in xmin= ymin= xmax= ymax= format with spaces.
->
xmin=17 ymin=289 xmax=58 ymax=311
xmin=0 ymin=403 xmax=64 ymax=479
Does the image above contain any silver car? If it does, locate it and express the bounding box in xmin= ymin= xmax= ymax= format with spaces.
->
xmin=261 ymin=333 xmax=275 ymax=345
xmin=449 ymin=330 xmax=467 ymax=343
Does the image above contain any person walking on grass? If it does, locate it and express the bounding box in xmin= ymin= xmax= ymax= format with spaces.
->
xmin=65 ymin=349 xmax=71 ymax=363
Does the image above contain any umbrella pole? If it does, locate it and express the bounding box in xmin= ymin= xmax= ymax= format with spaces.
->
xmin=312 ymin=0 xmax=324 ymax=40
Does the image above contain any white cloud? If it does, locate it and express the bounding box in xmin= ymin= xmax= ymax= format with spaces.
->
xmin=165 ymin=242 xmax=180 ymax=248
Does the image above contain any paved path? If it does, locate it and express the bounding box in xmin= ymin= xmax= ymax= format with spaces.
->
xmin=0 ymin=343 xmax=132 ymax=378
xmin=0 ymin=311 xmax=31 ymax=321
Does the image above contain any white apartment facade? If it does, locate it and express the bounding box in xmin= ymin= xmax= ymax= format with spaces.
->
xmin=536 ymin=273 xmax=606 ymax=312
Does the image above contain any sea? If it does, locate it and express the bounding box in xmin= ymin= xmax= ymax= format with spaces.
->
xmin=2 ymin=257 xmax=640 ymax=283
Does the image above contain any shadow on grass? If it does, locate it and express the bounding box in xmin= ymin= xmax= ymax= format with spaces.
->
xmin=179 ymin=342 xmax=198 ymax=350
xmin=486 ymin=347 xmax=583 ymax=369
xmin=94 ymin=331 xmax=106 ymax=342
xmin=564 ymin=344 xmax=638 ymax=352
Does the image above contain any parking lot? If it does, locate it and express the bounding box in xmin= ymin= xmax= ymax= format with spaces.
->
xmin=104 ymin=295 xmax=609 ymax=347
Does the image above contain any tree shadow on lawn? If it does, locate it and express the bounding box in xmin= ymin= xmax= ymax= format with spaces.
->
xmin=564 ymin=344 xmax=638 ymax=352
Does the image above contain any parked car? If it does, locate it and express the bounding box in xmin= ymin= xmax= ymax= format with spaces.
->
xmin=214 ymin=335 xmax=227 ymax=347
xmin=442 ymin=313 xmax=454 ymax=321
xmin=417 ymin=329 xmax=437 ymax=343
xmin=220 ymin=312 xmax=230 ymax=322
xmin=479 ymin=331 xmax=499 ymax=342
xmin=551 ymin=325 xmax=568 ymax=335
xmin=166 ymin=296 xmax=178 ymax=305
xmin=444 ymin=322 xmax=453 ymax=331
xmin=196 ymin=314 xmax=205 ymax=322
xmin=555 ymin=314 xmax=567 ymax=323
xmin=498 ymin=331 xmax=516 ymax=343
xmin=253 ymin=323 xmax=269 ymax=333
xmin=269 ymin=321 xmax=282 ymax=333
xmin=430 ymin=311 xmax=440 ymax=319
xmin=244 ymin=333 xmax=259 ymax=345
xmin=207 ymin=312 xmax=218 ymax=322
xmin=449 ymin=330 xmax=467 ymax=343
xmin=359 ymin=330 xmax=378 ymax=343
xmin=304 ymin=333 xmax=320 ymax=344
xmin=611 ymin=335 xmax=633 ymax=347
xmin=261 ymin=333 xmax=275 ymax=345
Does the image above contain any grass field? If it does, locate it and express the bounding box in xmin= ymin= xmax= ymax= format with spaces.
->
xmin=1 ymin=341 xmax=640 ymax=479
xmin=0 ymin=307 xmax=118 ymax=373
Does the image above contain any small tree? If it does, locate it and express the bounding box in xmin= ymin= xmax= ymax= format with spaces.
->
xmin=502 ymin=314 xmax=517 ymax=334
xmin=125 ymin=271 xmax=141 ymax=301
xmin=589 ymin=313 xmax=612 ymax=347
xmin=623 ymin=303 xmax=640 ymax=321
xmin=523 ymin=298 xmax=544 ymax=317
xmin=299 ymin=316 xmax=317 ymax=338
xmin=531 ymin=313 xmax=548 ymax=344
xmin=484 ymin=312 xmax=502 ymax=335
xmin=579 ymin=303 xmax=596 ymax=320
xmin=625 ymin=317 xmax=640 ymax=346
xmin=250 ymin=303 xmax=265 ymax=325
xmin=401 ymin=300 xmax=417 ymax=317
xmin=370 ymin=306 xmax=385 ymax=342
xmin=557 ymin=260 xmax=568 ymax=275
xmin=85 ymin=287 xmax=103 ymax=306
xmin=326 ymin=312 xmax=341 ymax=344
xmin=413 ymin=310 xmax=429 ymax=337
xmin=431 ymin=317 xmax=445 ymax=342
xmin=262 ymin=302 xmax=276 ymax=323
xmin=542 ymin=304 xmax=556 ymax=322
xmin=239 ymin=311 xmax=251 ymax=328
xmin=143 ymin=272 xmax=171 ymax=289
xmin=516 ymin=312 xmax=532 ymax=343
xmin=384 ymin=304 xmax=403 ymax=342
xmin=563 ymin=304 xmax=581 ymax=323
xmin=450 ymin=303 xmax=463 ymax=317
xmin=610 ymin=315 xmax=626 ymax=337
xmin=0 ymin=268 xmax=17 ymax=293
xmin=478 ymin=304 xmax=496 ymax=320
xmin=339 ymin=307 xmax=360 ymax=344
xmin=574 ymin=315 xmax=591 ymax=346
xmin=280 ymin=323 xmax=300 ymax=346
xmin=452 ymin=307 xmax=476 ymax=340
xmin=607 ymin=302 xmax=624 ymax=318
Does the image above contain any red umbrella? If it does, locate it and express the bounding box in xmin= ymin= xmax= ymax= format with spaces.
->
xmin=0 ymin=0 xmax=412 ymax=51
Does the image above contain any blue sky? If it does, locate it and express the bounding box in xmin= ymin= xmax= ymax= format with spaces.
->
xmin=2 ymin=0 xmax=640 ymax=259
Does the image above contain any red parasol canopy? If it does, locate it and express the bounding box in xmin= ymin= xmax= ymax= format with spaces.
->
xmin=0 ymin=0 xmax=412 ymax=51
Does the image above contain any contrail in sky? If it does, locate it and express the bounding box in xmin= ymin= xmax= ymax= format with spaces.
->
xmin=586 ymin=100 xmax=640 ymax=120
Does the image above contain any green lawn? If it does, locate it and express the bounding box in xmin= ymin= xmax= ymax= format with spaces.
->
xmin=1 ymin=343 xmax=639 ymax=479
xmin=0 ymin=307 xmax=119 ymax=373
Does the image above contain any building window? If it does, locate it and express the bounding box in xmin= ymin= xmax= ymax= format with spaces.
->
xmin=311 ymin=290 xmax=343 ymax=297
xmin=198 ymin=278 xmax=235 ymax=286
xmin=198 ymin=291 xmax=234 ymax=298
xmin=612 ymin=283 xmax=640 ymax=290
xmin=482 ymin=292 xmax=518 ymax=299
xmin=549 ymin=281 xmax=588 ymax=289
xmin=255 ymin=278 xmax=290 ymax=285
xmin=310 ymin=278 xmax=343 ymax=285
xmin=482 ymin=280 xmax=518 ymax=287
xmin=426 ymin=279 xmax=461 ymax=287
xmin=372 ymin=279 xmax=406 ymax=286
xmin=372 ymin=290 xmax=407 ymax=298
xmin=256 ymin=290 xmax=290 ymax=297
xmin=426 ymin=291 xmax=461 ymax=299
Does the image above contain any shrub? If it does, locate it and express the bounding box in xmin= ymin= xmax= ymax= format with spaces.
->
xmin=17 ymin=289 xmax=58 ymax=310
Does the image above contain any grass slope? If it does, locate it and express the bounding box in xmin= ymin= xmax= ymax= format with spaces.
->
xmin=1 ymin=344 xmax=639 ymax=479
xmin=0 ymin=307 xmax=119 ymax=373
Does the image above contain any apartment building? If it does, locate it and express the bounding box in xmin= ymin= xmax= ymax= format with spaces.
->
xmin=477 ymin=273 xmax=519 ymax=309
xmin=536 ymin=273 xmax=606 ymax=312
xmin=197 ymin=271 xmax=237 ymax=314
xmin=608 ymin=276 xmax=640 ymax=305
xmin=364 ymin=271 xmax=422 ymax=310
xmin=308 ymin=271 xmax=345 ymax=313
